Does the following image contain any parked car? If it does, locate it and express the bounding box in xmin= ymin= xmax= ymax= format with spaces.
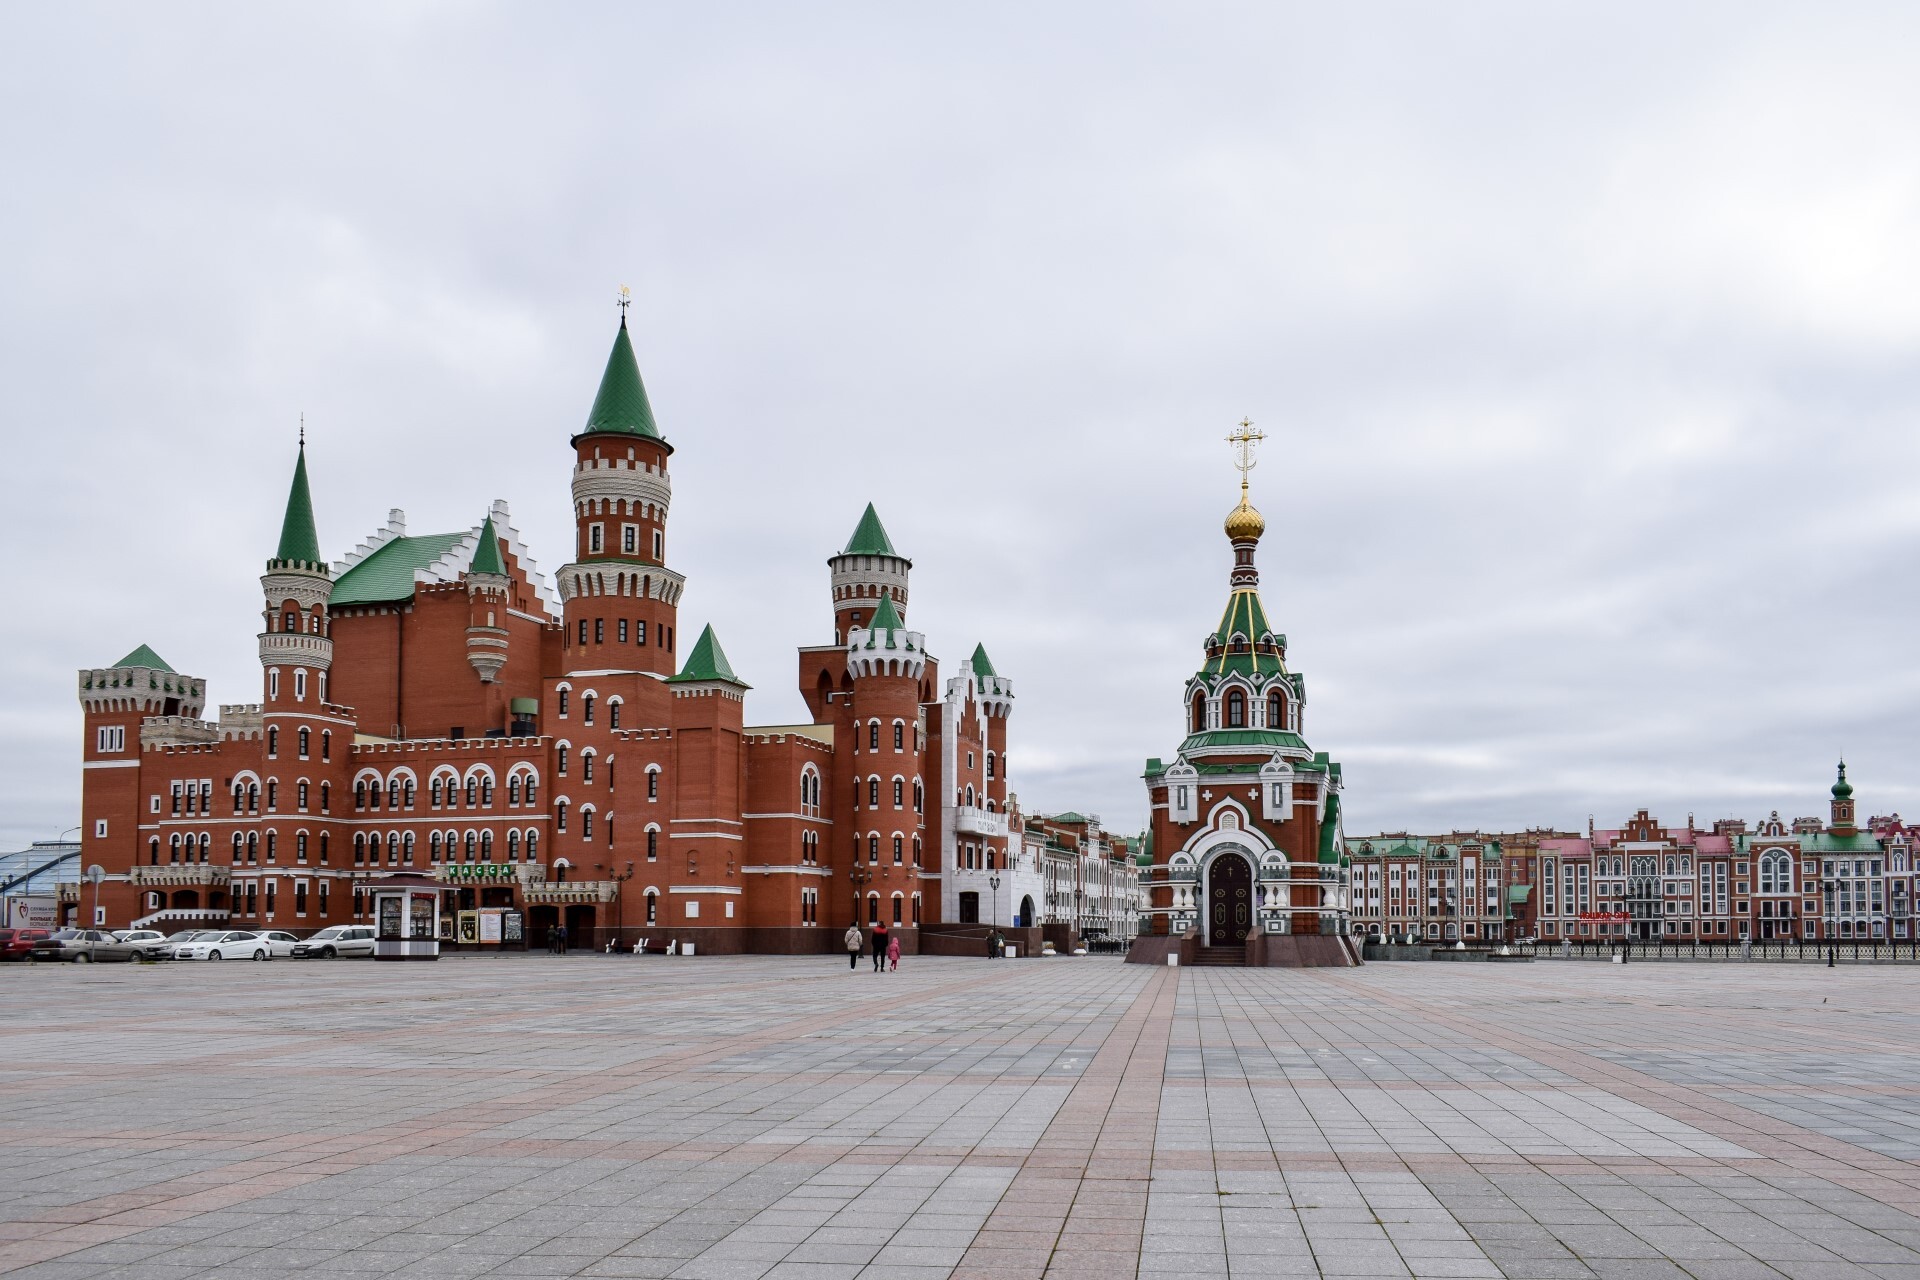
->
xmin=253 ymin=930 xmax=301 ymax=959
xmin=29 ymin=929 xmax=142 ymax=963
xmin=151 ymin=930 xmax=213 ymax=960
xmin=0 ymin=928 xmax=51 ymax=960
xmin=113 ymin=929 xmax=168 ymax=958
xmin=290 ymin=925 xmax=377 ymax=958
xmin=174 ymin=930 xmax=272 ymax=961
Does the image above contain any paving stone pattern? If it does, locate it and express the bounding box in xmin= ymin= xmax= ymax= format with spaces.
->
xmin=4 ymin=957 xmax=1920 ymax=1278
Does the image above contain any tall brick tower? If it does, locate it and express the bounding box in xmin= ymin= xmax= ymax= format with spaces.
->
xmin=259 ymin=440 xmax=335 ymax=769
xmin=845 ymin=593 xmax=928 ymax=928
xmin=555 ymin=309 xmax=684 ymax=727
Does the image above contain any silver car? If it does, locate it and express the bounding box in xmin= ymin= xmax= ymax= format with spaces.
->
xmin=289 ymin=925 xmax=377 ymax=958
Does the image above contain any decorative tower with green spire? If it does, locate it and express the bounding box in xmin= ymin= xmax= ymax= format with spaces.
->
xmin=465 ymin=511 xmax=511 ymax=684
xmin=1830 ymin=759 xmax=1858 ymax=835
xmin=828 ymin=503 xmax=913 ymax=644
xmin=557 ymin=299 xmax=685 ymax=700
xmin=259 ymin=437 xmax=334 ymax=706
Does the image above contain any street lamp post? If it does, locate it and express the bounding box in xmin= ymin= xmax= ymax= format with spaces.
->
xmin=850 ymin=862 xmax=872 ymax=929
xmin=989 ymin=870 xmax=1002 ymax=958
xmin=599 ymin=861 xmax=635 ymax=952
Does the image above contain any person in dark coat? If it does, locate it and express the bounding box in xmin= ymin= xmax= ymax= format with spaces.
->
xmin=871 ymin=920 xmax=889 ymax=972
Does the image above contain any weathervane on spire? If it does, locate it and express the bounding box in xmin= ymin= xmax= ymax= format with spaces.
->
xmin=1226 ymin=417 xmax=1265 ymax=497
xmin=617 ymin=284 xmax=631 ymax=319
xmin=299 ymin=412 xmax=305 ymax=447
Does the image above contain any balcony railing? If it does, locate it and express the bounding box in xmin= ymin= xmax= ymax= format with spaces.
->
xmin=954 ymin=806 xmax=1008 ymax=837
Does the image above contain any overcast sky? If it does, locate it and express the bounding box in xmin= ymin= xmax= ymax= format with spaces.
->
xmin=4 ymin=4 xmax=1919 ymax=852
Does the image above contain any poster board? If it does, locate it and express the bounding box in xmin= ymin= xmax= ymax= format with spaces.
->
xmin=478 ymin=909 xmax=503 ymax=944
xmin=502 ymin=911 xmax=524 ymax=945
xmin=457 ymin=910 xmax=479 ymax=944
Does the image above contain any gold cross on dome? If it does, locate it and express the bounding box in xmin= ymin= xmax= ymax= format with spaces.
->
xmin=1227 ymin=417 xmax=1265 ymax=493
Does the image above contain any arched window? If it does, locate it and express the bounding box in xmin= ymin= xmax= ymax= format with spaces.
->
xmin=582 ymin=752 xmax=595 ymax=784
xmin=867 ymin=893 xmax=880 ymax=925
xmin=609 ymin=700 xmax=621 ymax=730
xmin=354 ymin=833 xmax=366 ymax=865
xmin=912 ymin=835 xmax=922 ymax=867
xmin=1268 ymin=692 xmax=1285 ymax=730
xmin=298 ymin=727 xmax=310 ymax=758
xmin=647 ymin=827 xmax=658 ymax=861
xmin=582 ymin=808 xmax=594 ymax=840
xmin=892 ymin=778 xmax=904 ymax=807
xmin=1191 ymin=693 xmax=1207 ymax=733
xmin=267 ymin=726 xmax=278 ymax=758
xmin=320 ymin=729 xmax=331 ymax=761
xmin=463 ymin=831 xmax=477 ymax=862
xmin=557 ymin=687 xmax=569 ymax=717
xmin=354 ymin=780 xmax=367 ymax=810
xmin=524 ymin=775 xmax=539 ymax=806
xmin=869 ymin=778 xmax=881 ymax=808
xmin=387 ymin=779 xmax=401 ymax=810
xmin=508 ymin=775 xmax=521 ymax=805
xmin=465 ymin=777 xmax=478 ymax=807
xmin=869 ymin=721 xmax=880 ymax=751
xmin=296 ymin=831 xmax=308 ymax=863
xmin=647 ymin=767 xmax=659 ymax=800
xmin=431 ymin=776 xmax=444 ymax=807
xmin=507 ymin=829 xmax=520 ymax=860
xmin=265 ymin=780 xmax=278 ymax=811
xmin=893 ymin=722 xmax=904 ymax=751
xmin=480 ymin=776 xmax=493 ymax=806
xmin=297 ymin=781 xmax=309 ymax=809
xmin=402 ymin=832 xmax=415 ymax=865
xmin=868 ymin=834 xmax=880 ymax=864
xmin=892 ymin=894 xmax=903 ymax=926
xmin=892 ymin=835 xmax=903 ymax=864
xmin=245 ymin=832 xmax=258 ymax=863
xmin=526 ymin=830 xmax=538 ymax=860
xmin=557 ymin=746 xmax=569 ymax=776
xmin=430 ymin=832 xmax=442 ymax=862
xmin=148 ymin=837 xmax=160 ymax=866
xmin=169 ymin=833 xmax=181 ymax=864
xmin=986 ymin=752 xmax=995 ymax=779
xmin=481 ymin=830 xmax=494 ymax=861
xmin=556 ymin=800 xmax=568 ymax=832
xmin=231 ymin=833 xmax=243 ymax=863
xmin=1225 ymin=689 xmax=1246 ymax=728
xmin=646 ymin=891 xmax=658 ymax=925
xmin=583 ymin=694 xmax=595 ymax=725
xmin=913 ymin=778 xmax=923 ymax=813
xmin=404 ymin=779 xmax=416 ymax=807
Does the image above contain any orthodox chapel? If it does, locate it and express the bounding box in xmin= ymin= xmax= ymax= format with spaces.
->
xmin=1131 ymin=423 xmax=1360 ymax=966
xmin=76 ymin=311 xmax=1014 ymax=950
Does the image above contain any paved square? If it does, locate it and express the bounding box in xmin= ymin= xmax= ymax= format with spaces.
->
xmin=5 ymin=957 xmax=1920 ymax=1279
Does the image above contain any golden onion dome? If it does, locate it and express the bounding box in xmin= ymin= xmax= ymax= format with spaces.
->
xmin=1224 ymin=493 xmax=1266 ymax=541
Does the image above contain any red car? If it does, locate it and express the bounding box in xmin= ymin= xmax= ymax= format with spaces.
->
xmin=0 ymin=928 xmax=52 ymax=960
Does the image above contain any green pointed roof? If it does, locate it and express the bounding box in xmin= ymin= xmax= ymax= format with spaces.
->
xmin=272 ymin=443 xmax=324 ymax=568
xmin=870 ymin=594 xmax=903 ymax=630
xmin=841 ymin=504 xmax=899 ymax=557
xmin=970 ymin=643 xmax=998 ymax=682
xmin=577 ymin=317 xmax=662 ymax=442
xmin=112 ymin=644 xmax=174 ymax=672
xmin=668 ymin=624 xmax=750 ymax=687
xmin=470 ymin=515 xmax=506 ymax=577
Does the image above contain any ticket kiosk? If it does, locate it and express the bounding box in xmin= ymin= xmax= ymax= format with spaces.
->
xmin=370 ymin=875 xmax=443 ymax=960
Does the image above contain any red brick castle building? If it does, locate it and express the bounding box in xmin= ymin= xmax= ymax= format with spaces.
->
xmin=76 ymin=311 xmax=1014 ymax=950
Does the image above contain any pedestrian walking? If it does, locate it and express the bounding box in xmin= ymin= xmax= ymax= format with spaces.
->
xmin=871 ymin=920 xmax=888 ymax=972
xmin=845 ymin=923 xmax=863 ymax=970
xmin=887 ymin=933 xmax=901 ymax=972
xmin=553 ymin=923 xmax=567 ymax=954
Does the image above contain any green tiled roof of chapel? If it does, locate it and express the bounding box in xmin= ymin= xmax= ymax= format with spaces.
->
xmin=331 ymin=532 xmax=470 ymax=605
xmin=1176 ymin=728 xmax=1308 ymax=756
xmin=669 ymin=624 xmax=750 ymax=687
xmin=841 ymin=504 xmax=899 ymax=557
xmin=113 ymin=644 xmax=174 ymax=672
xmin=577 ymin=317 xmax=662 ymax=442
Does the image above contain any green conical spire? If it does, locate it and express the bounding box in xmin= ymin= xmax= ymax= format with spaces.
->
xmin=272 ymin=442 xmax=323 ymax=568
xmin=579 ymin=316 xmax=661 ymax=441
xmin=112 ymin=644 xmax=174 ymax=672
xmin=668 ymin=623 xmax=750 ymax=687
xmin=870 ymin=594 xmax=903 ymax=631
xmin=841 ymin=503 xmax=898 ymax=557
xmin=470 ymin=515 xmax=505 ymax=577
xmin=970 ymin=643 xmax=997 ymax=682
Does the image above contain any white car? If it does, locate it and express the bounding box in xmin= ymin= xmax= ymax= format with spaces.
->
xmin=290 ymin=925 xmax=377 ymax=958
xmin=253 ymin=930 xmax=301 ymax=958
xmin=176 ymin=930 xmax=272 ymax=961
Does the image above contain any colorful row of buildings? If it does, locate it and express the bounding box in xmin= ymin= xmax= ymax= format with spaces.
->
xmin=1346 ymin=767 xmax=1916 ymax=944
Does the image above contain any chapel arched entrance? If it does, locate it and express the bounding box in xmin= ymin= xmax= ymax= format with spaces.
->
xmin=1207 ymin=850 xmax=1254 ymax=946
